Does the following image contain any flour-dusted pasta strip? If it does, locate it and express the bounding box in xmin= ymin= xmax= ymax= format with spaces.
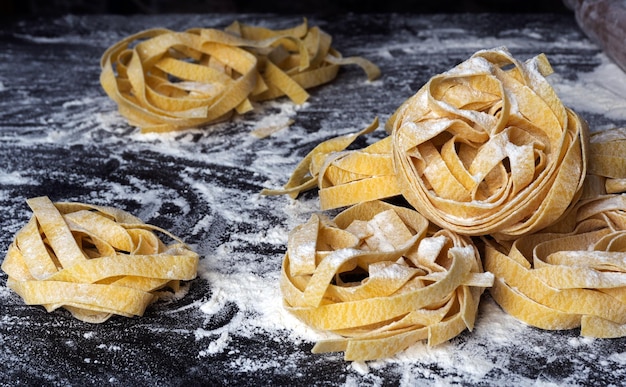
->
xmin=7 ymin=279 xmax=155 ymax=318
xmin=261 ymin=117 xmax=380 ymax=198
xmin=26 ymin=196 xmax=88 ymax=268
xmin=262 ymin=117 xmax=404 ymax=208
xmin=318 ymin=136 xmax=402 ymax=209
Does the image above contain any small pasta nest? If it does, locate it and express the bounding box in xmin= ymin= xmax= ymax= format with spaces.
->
xmin=2 ymin=196 xmax=199 ymax=323
xmin=100 ymin=19 xmax=380 ymax=133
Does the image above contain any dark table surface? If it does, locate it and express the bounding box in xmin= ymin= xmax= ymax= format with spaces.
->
xmin=2 ymin=12 xmax=626 ymax=386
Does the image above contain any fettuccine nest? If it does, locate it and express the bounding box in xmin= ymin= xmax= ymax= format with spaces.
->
xmin=281 ymin=200 xmax=493 ymax=361
xmin=387 ymin=48 xmax=588 ymax=239
xmin=100 ymin=19 xmax=380 ymax=133
xmin=1 ymin=196 xmax=199 ymax=323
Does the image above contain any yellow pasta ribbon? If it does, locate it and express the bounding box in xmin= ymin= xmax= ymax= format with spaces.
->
xmin=1 ymin=196 xmax=199 ymax=323
xmin=260 ymin=117 xmax=390 ymax=201
xmin=589 ymin=127 xmax=626 ymax=193
xmin=100 ymin=19 xmax=380 ymax=133
xmin=281 ymin=200 xmax=493 ymax=361
xmin=317 ymin=136 xmax=402 ymax=210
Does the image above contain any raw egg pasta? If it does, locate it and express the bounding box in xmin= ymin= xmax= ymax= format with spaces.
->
xmin=261 ymin=118 xmax=382 ymax=200
xmin=589 ymin=127 xmax=626 ymax=194
xmin=483 ymin=193 xmax=626 ymax=337
xmin=268 ymin=47 xmax=588 ymax=240
xmin=281 ymin=200 xmax=493 ymax=361
xmin=388 ymin=47 xmax=588 ymax=239
xmin=100 ymin=19 xmax=380 ymax=133
xmin=483 ymin=127 xmax=626 ymax=337
xmin=266 ymin=47 xmax=626 ymax=359
xmin=1 ymin=196 xmax=199 ymax=323
xmin=261 ymin=119 xmax=401 ymax=209
xmin=317 ymin=135 xmax=401 ymax=210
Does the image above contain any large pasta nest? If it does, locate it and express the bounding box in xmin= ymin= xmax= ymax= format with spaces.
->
xmin=388 ymin=48 xmax=588 ymax=239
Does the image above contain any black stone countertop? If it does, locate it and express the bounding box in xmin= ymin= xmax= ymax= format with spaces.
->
xmin=2 ymin=13 xmax=626 ymax=386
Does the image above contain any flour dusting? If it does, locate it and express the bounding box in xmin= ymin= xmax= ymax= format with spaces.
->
xmin=553 ymin=55 xmax=626 ymax=127
xmin=3 ymin=13 xmax=626 ymax=386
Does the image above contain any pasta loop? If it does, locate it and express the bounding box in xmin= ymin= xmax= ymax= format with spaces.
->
xmin=260 ymin=117 xmax=390 ymax=202
xmin=589 ymin=127 xmax=626 ymax=193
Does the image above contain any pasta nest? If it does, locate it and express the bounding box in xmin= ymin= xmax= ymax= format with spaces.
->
xmin=484 ymin=193 xmax=626 ymax=337
xmin=387 ymin=47 xmax=588 ymax=239
xmin=281 ymin=200 xmax=493 ymax=361
xmin=484 ymin=127 xmax=626 ymax=338
xmin=100 ymin=19 xmax=379 ymax=133
xmin=1 ymin=196 xmax=199 ymax=323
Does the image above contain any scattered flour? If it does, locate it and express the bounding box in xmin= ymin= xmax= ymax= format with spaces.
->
xmin=0 ymin=171 xmax=35 ymax=186
xmin=553 ymin=55 xmax=626 ymax=127
xmin=3 ymin=17 xmax=626 ymax=386
xmin=198 ymin=331 xmax=232 ymax=357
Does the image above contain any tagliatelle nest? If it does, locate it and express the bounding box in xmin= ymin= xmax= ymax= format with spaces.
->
xmin=281 ymin=200 xmax=493 ymax=361
xmin=1 ymin=196 xmax=199 ymax=323
xmin=100 ymin=19 xmax=380 ymax=133
xmin=387 ymin=48 xmax=588 ymax=240
xmin=483 ymin=127 xmax=626 ymax=337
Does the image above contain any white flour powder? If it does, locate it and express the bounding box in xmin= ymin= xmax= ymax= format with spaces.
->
xmin=3 ymin=20 xmax=626 ymax=384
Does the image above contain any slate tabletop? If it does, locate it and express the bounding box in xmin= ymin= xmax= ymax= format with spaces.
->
xmin=2 ymin=12 xmax=626 ymax=386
